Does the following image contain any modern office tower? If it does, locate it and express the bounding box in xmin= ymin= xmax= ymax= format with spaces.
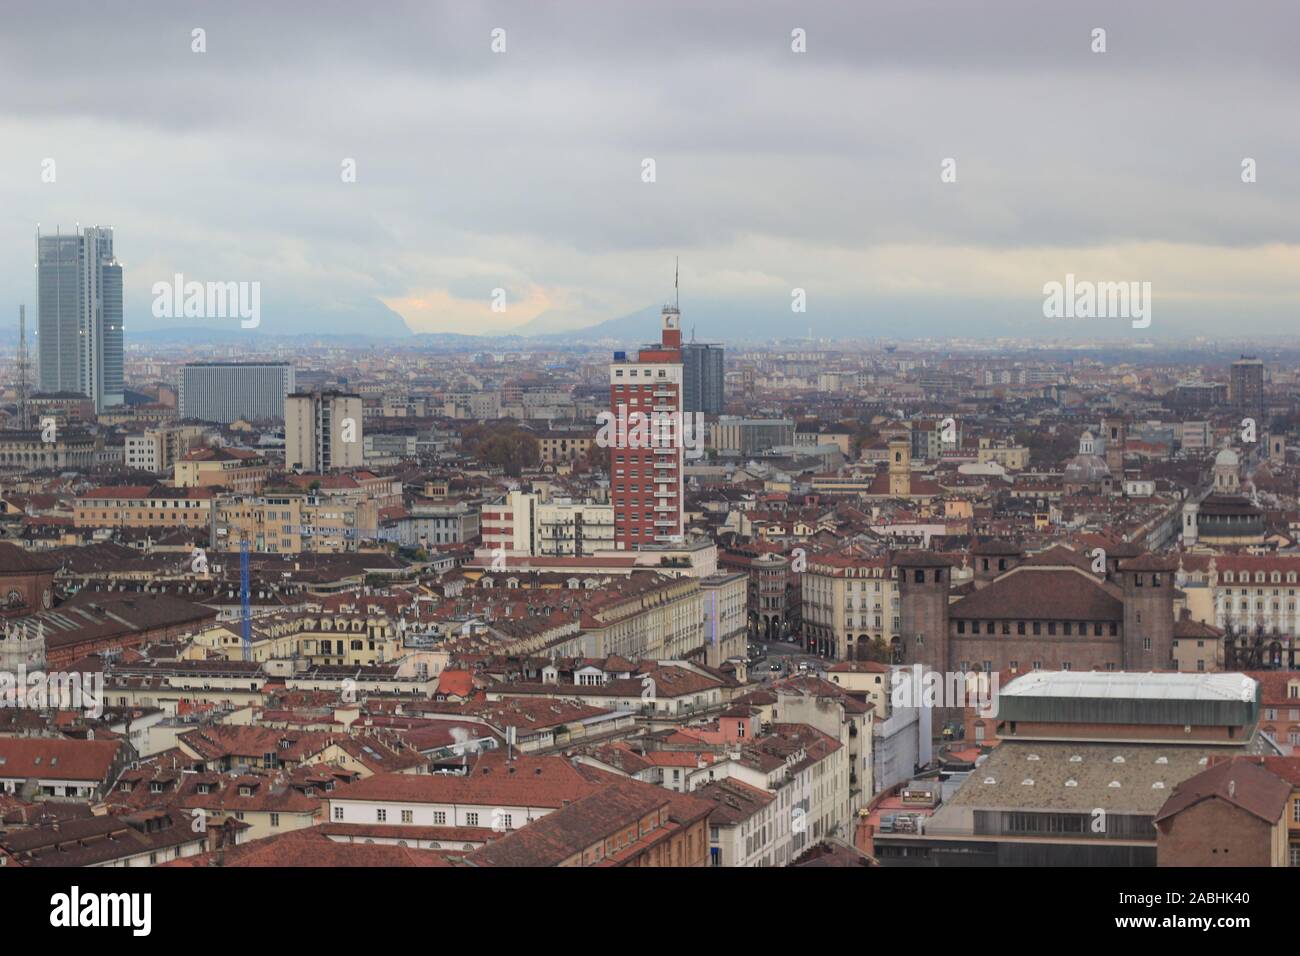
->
xmin=285 ymin=390 xmax=363 ymax=472
xmin=1230 ymin=356 xmax=1266 ymax=425
xmin=37 ymin=225 xmax=124 ymax=412
xmin=609 ymin=304 xmax=684 ymax=550
xmin=178 ymin=362 xmax=296 ymax=423
xmin=681 ymin=341 xmax=724 ymax=415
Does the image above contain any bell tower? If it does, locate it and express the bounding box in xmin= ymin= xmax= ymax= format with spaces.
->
xmin=888 ymin=438 xmax=912 ymax=496
xmin=1102 ymin=415 xmax=1126 ymax=475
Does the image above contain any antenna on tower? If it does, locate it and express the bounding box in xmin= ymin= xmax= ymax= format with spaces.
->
xmin=674 ymin=257 xmax=679 ymax=310
xmin=16 ymin=306 xmax=30 ymax=430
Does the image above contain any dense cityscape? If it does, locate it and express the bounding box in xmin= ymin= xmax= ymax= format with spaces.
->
xmin=1 ymin=273 xmax=1298 ymax=874
xmin=1 ymin=1 xmax=1295 ymax=938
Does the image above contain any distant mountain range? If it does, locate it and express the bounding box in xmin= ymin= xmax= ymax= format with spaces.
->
xmin=0 ymin=292 xmax=1292 ymax=349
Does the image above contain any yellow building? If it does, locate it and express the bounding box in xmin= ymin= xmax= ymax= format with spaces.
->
xmin=802 ymin=553 xmax=899 ymax=661
xmin=212 ymin=492 xmax=379 ymax=554
xmin=175 ymin=447 xmax=271 ymax=493
xmin=75 ymin=484 xmax=214 ymax=529
xmin=193 ymin=609 xmax=404 ymax=667
xmin=538 ymin=431 xmax=595 ymax=464
xmin=977 ymin=438 xmax=1029 ymax=470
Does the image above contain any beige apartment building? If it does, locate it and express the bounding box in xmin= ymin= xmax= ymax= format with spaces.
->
xmin=75 ymin=485 xmax=214 ymax=530
xmin=193 ymin=609 xmax=404 ymax=667
xmin=803 ymin=553 xmax=899 ymax=662
xmin=576 ymin=573 xmax=706 ymax=661
xmin=537 ymin=431 xmax=596 ymax=464
xmin=125 ymin=425 xmax=207 ymax=474
xmin=483 ymin=490 xmax=614 ymax=557
xmin=211 ymin=492 xmax=379 ymax=553
xmin=174 ymin=446 xmax=271 ymax=493
xmin=976 ymin=437 xmax=1029 ymax=470
xmin=699 ymin=572 xmax=747 ymax=667
xmin=285 ymin=391 xmax=363 ymax=472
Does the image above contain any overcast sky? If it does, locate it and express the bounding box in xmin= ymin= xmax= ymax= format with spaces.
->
xmin=1 ymin=0 xmax=1297 ymax=341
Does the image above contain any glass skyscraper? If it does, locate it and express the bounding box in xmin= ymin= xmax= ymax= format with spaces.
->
xmin=37 ymin=226 xmax=124 ymax=411
xmin=681 ymin=341 xmax=725 ymax=415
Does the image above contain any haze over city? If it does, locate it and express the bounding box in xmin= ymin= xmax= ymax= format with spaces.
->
xmin=1 ymin=0 xmax=1298 ymax=342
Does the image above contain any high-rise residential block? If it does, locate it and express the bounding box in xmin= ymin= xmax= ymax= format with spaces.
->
xmin=609 ymin=305 xmax=684 ymax=550
xmin=285 ymin=390 xmax=363 ymax=472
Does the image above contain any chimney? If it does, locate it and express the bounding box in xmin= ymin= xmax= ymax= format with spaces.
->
xmin=1228 ymin=779 xmax=1236 ymax=799
xmin=854 ymin=812 xmax=873 ymax=857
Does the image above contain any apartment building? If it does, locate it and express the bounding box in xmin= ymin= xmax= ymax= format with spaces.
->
xmin=464 ymin=776 xmax=714 ymax=867
xmin=578 ymin=572 xmax=705 ymax=660
xmin=977 ymin=437 xmax=1029 ymax=470
xmin=192 ymin=608 xmax=405 ymax=667
xmin=173 ymin=446 xmax=271 ymax=493
xmin=285 ymin=391 xmax=363 ymax=472
xmin=537 ymin=430 xmax=596 ymax=464
xmin=699 ymin=571 xmax=747 ymax=667
xmin=482 ymin=490 xmax=613 ymax=558
xmin=395 ymin=499 xmax=482 ymax=547
xmin=608 ymin=305 xmax=688 ymax=551
xmin=211 ymin=492 xmax=379 ymax=553
xmin=684 ymin=725 xmax=849 ymax=867
xmin=125 ymin=424 xmax=206 ymax=474
xmin=0 ymin=738 xmax=132 ymax=803
xmin=75 ymin=484 xmax=214 ymax=529
xmin=322 ymin=753 xmax=603 ymax=849
xmin=802 ymin=552 xmax=899 ymax=662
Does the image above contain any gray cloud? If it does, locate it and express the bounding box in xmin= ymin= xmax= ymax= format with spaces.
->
xmin=0 ymin=0 xmax=1297 ymax=340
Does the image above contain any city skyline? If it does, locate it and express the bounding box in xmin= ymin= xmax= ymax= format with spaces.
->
xmin=2 ymin=0 xmax=1299 ymax=898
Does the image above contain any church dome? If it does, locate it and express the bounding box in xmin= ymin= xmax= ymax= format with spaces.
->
xmin=1063 ymin=454 xmax=1110 ymax=483
xmin=1214 ymin=447 xmax=1239 ymax=467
